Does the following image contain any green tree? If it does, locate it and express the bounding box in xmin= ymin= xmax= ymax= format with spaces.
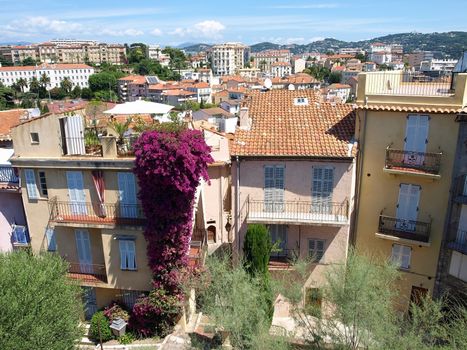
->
xmin=328 ymin=71 xmax=342 ymax=84
xmin=29 ymin=77 xmax=40 ymax=93
xmin=243 ymin=224 xmax=272 ymax=275
xmin=49 ymin=87 xmax=66 ymax=100
xmin=70 ymin=85 xmax=82 ymax=99
xmin=0 ymin=56 xmax=13 ymax=67
xmin=0 ymin=251 xmax=83 ymax=350
xmin=0 ymin=85 xmax=15 ymax=110
xmin=355 ymin=53 xmax=366 ymax=61
xmin=39 ymin=72 xmax=50 ymax=89
xmin=22 ymin=56 xmax=37 ymax=66
xmin=128 ymin=43 xmax=147 ymax=64
xmin=162 ymin=47 xmax=188 ymax=71
xmin=81 ymin=87 xmax=93 ymax=99
xmin=88 ymin=72 xmax=119 ymax=93
xmin=17 ymin=77 xmax=28 ymax=93
xmin=60 ymin=77 xmax=73 ymax=94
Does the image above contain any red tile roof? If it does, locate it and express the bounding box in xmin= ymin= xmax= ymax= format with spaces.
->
xmin=0 ymin=109 xmax=29 ymax=139
xmin=231 ymin=90 xmax=355 ymax=158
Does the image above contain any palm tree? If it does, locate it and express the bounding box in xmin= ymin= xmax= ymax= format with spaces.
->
xmin=39 ymin=73 xmax=50 ymax=89
xmin=60 ymin=77 xmax=73 ymax=95
xmin=29 ymin=77 xmax=40 ymax=93
xmin=17 ymin=78 xmax=28 ymax=93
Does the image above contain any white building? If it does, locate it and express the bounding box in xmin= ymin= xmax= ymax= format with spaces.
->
xmin=0 ymin=63 xmax=94 ymax=91
xmin=208 ymin=43 xmax=250 ymax=76
xmin=50 ymin=39 xmax=98 ymax=46
xmin=147 ymin=45 xmax=170 ymax=66
xmin=186 ymin=82 xmax=212 ymax=103
xmin=326 ymin=83 xmax=351 ymax=103
xmin=293 ymin=58 xmax=306 ymax=74
xmin=371 ymin=52 xmax=392 ymax=65
xmin=420 ymin=59 xmax=458 ymax=73
xmin=271 ymin=62 xmax=292 ymax=78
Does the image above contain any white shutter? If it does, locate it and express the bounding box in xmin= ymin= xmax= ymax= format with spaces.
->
xmin=75 ymin=230 xmax=92 ymax=272
xmin=118 ymin=172 xmax=138 ymax=218
xmin=449 ymin=251 xmax=461 ymax=277
xmin=392 ymin=244 xmax=411 ymax=269
xmin=67 ymin=171 xmax=87 ymax=215
xmin=24 ymin=169 xmax=38 ymax=199
xmin=45 ymin=228 xmax=56 ymax=251
xmin=64 ymin=115 xmax=85 ymax=155
xmin=396 ymin=184 xmax=420 ymax=222
xmin=404 ymin=115 xmax=429 ymax=153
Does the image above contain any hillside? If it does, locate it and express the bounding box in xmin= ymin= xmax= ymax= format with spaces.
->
xmin=182 ymin=32 xmax=467 ymax=58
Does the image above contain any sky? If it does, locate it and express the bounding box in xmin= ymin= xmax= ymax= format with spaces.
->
xmin=1 ymin=0 xmax=466 ymax=46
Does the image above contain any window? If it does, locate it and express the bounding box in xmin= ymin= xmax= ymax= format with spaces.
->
xmin=391 ymin=244 xmax=411 ymax=269
xmin=24 ymin=169 xmax=38 ymax=199
xmin=312 ymin=167 xmax=334 ymax=212
xmin=119 ymin=240 xmax=136 ymax=270
xmin=294 ymin=97 xmax=308 ymax=106
xmin=30 ymin=132 xmax=39 ymax=144
xmin=12 ymin=225 xmax=29 ymax=245
xmin=264 ymin=165 xmax=284 ymax=211
xmin=45 ymin=228 xmax=56 ymax=251
xmin=308 ymin=239 xmax=325 ymax=263
xmin=38 ymin=171 xmax=48 ymax=196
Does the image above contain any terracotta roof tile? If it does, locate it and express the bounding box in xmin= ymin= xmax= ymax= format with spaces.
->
xmin=232 ymin=90 xmax=355 ymax=158
xmin=0 ymin=109 xmax=28 ymax=139
xmin=356 ymin=104 xmax=466 ymax=114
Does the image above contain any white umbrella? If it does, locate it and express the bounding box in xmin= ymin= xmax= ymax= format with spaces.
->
xmin=103 ymin=99 xmax=174 ymax=115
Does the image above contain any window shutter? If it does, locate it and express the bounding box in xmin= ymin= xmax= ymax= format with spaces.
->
xmin=264 ymin=166 xmax=274 ymax=203
xmin=24 ymin=169 xmax=38 ymax=199
xmin=128 ymin=241 xmax=136 ymax=269
xmin=119 ymin=240 xmax=127 ymax=269
xmin=45 ymin=228 xmax=56 ymax=251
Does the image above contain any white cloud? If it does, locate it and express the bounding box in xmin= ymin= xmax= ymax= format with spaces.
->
xmin=170 ymin=20 xmax=225 ymax=39
xmin=151 ymin=28 xmax=163 ymax=36
xmin=101 ymin=28 xmax=144 ymax=37
xmin=5 ymin=16 xmax=84 ymax=37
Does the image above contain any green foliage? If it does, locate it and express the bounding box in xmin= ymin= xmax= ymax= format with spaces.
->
xmin=89 ymin=71 xmax=119 ymax=92
xmin=128 ymin=43 xmax=147 ymax=64
xmin=303 ymin=65 xmax=331 ymax=81
xmin=243 ymin=224 xmax=271 ymax=276
xmin=328 ymin=71 xmax=343 ymax=84
xmin=355 ymin=53 xmax=366 ymax=61
xmin=22 ymin=56 xmax=38 ymax=66
xmin=70 ymin=85 xmax=82 ymax=98
xmin=81 ymin=87 xmax=93 ymax=99
xmin=133 ymin=59 xmax=180 ymax=81
xmin=0 ymin=85 xmax=15 ymax=110
xmin=162 ymin=47 xmax=189 ymax=70
xmin=94 ymin=89 xmax=118 ymax=102
xmin=108 ymin=117 xmax=131 ymax=143
xmin=118 ymin=332 xmax=135 ymax=345
xmin=194 ymin=256 xmax=289 ymax=349
xmin=49 ymin=87 xmax=66 ymax=100
xmin=0 ymin=251 xmax=83 ymax=350
xmin=60 ymin=77 xmax=73 ymax=94
xmin=0 ymin=56 xmax=13 ymax=67
xmin=40 ymin=103 xmax=49 ymax=114
xmin=89 ymin=311 xmax=113 ymax=343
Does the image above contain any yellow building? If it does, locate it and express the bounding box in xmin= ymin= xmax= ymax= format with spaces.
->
xmin=10 ymin=106 xmax=231 ymax=318
xmin=354 ymin=71 xmax=467 ymax=310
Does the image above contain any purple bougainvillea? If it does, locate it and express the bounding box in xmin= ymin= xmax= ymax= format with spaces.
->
xmin=130 ymin=129 xmax=212 ymax=336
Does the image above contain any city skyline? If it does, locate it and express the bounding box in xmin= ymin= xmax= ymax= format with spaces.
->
xmin=1 ymin=0 xmax=467 ymax=46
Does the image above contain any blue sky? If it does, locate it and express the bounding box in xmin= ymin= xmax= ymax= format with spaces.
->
xmin=1 ymin=0 xmax=466 ymax=45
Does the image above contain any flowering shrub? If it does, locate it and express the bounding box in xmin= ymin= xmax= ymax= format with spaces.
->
xmin=132 ymin=129 xmax=212 ymax=335
xmin=130 ymin=288 xmax=182 ymax=337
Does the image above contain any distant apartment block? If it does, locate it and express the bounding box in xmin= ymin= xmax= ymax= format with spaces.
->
xmin=208 ymin=43 xmax=250 ymax=76
xmin=251 ymin=49 xmax=292 ymax=74
xmin=0 ymin=64 xmax=94 ymax=90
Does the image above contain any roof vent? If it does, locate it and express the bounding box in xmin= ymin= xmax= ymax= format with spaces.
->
xmin=294 ymin=97 xmax=308 ymax=106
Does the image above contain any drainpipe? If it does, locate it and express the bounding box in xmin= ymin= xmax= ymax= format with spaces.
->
xmin=350 ymin=107 xmax=368 ymax=246
xmin=235 ymin=156 xmax=241 ymax=254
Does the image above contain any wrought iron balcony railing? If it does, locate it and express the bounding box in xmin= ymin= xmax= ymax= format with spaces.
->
xmin=67 ymin=262 xmax=107 ymax=283
xmin=0 ymin=166 xmax=19 ymax=183
xmin=247 ymin=199 xmax=349 ymax=224
xmin=385 ymin=148 xmax=442 ymax=175
xmin=49 ymin=198 xmax=146 ymax=226
xmin=448 ymin=230 xmax=467 ymax=255
xmin=378 ymin=215 xmax=431 ymax=243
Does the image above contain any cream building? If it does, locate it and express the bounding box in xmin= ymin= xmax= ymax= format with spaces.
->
xmin=208 ymin=43 xmax=250 ymax=76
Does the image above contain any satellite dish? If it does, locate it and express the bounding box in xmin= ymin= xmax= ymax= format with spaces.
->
xmin=264 ymin=78 xmax=272 ymax=90
xmin=288 ymin=84 xmax=296 ymax=90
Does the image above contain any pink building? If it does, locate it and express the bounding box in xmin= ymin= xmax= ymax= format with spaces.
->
xmin=231 ymin=90 xmax=356 ymax=292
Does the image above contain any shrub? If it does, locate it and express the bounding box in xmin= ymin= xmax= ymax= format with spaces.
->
xmin=118 ymin=332 xmax=135 ymax=345
xmin=89 ymin=311 xmax=113 ymax=343
xmin=243 ymin=224 xmax=272 ymax=275
xmin=130 ymin=288 xmax=182 ymax=337
xmin=103 ymin=302 xmax=130 ymax=322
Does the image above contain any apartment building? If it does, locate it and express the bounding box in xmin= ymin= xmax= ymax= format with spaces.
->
xmin=353 ymin=70 xmax=467 ymax=310
xmin=9 ymin=104 xmax=230 ymax=317
xmin=271 ymin=62 xmax=292 ymax=78
xmin=251 ymin=49 xmax=292 ymax=74
xmin=231 ymin=90 xmax=356 ymax=304
xmin=0 ymin=64 xmax=94 ymax=91
xmin=208 ymin=43 xmax=250 ymax=76
xmin=117 ymin=75 xmax=148 ymax=102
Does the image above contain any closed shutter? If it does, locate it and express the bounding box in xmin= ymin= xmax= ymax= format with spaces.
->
xmin=396 ymin=184 xmax=421 ymax=231
xmin=75 ymin=230 xmax=92 ymax=273
xmin=405 ymin=115 xmax=429 ymax=153
xmin=118 ymin=172 xmax=138 ymax=218
xmin=264 ymin=166 xmax=284 ymax=212
xmin=309 ymin=239 xmax=325 ymax=262
xmin=45 ymin=228 xmax=56 ymax=251
xmin=24 ymin=169 xmax=38 ymax=199
xmin=312 ymin=167 xmax=334 ymax=212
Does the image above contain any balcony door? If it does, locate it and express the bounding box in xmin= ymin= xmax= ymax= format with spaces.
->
xmin=396 ymin=184 xmax=421 ymax=232
xmin=264 ymin=165 xmax=284 ymax=212
xmin=75 ymin=229 xmax=93 ymax=274
xmin=67 ymin=171 xmax=87 ymax=215
xmin=118 ymin=172 xmax=137 ymax=218
xmin=404 ymin=115 xmax=429 ymax=166
xmin=269 ymin=225 xmax=287 ymax=256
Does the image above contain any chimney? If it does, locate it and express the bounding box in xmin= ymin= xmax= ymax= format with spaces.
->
xmin=239 ymin=107 xmax=251 ymax=130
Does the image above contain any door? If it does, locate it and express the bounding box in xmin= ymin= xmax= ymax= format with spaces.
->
xmin=404 ymin=115 xmax=429 ymax=166
xmin=75 ymin=229 xmax=93 ymax=273
xmin=396 ymin=184 xmax=421 ymax=232
xmin=270 ymin=225 xmax=287 ymax=256
xmin=67 ymin=171 xmax=87 ymax=215
xmin=264 ymin=166 xmax=284 ymax=212
xmin=118 ymin=172 xmax=137 ymax=218
xmin=312 ymin=167 xmax=334 ymax=214
xmin=82 ymin=287 xmax=97 ymax=320
xmin=64 ymin=115 xmax=85 ymax=155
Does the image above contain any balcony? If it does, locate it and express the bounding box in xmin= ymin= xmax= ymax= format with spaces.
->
xmin=247 ymin=199 xmax=349 ymax=225
xmin=0 ymin=166 xmax=20 ymax=190
xmin=448 ymin=230 xmax=467 ymax=255
xmin=364 ymin=71 xmax=453 ymax=97
xmin=384 ymin=148 xmax=442 ymax=178
xmin=61 ymin=136 xmax=103 ymax=157
xmin=376 ymin=215 xmax=431 ymax=245
xmin=67 ymin=262 xmax=107 ymax=284
xmin=49 ymin=198 xmax=146 ymax=227
xmin=453 ymin=175 xmax=467 ymax=204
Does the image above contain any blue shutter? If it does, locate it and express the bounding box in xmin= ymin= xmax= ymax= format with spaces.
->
xmin=24 ymin=169 xmax=38 ymax=199
xmin=46 ymin=228 xmax=56 ymax=251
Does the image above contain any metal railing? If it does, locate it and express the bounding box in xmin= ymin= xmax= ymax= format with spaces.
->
xmin=448 ymin=230 xmax=467 ymax=255
xmin=365 ymin=71 xmax=453 ymax=96
xmin=378 ymin=215 xmax=431 ymax=243
xmin=385 ymin=148 xmax=442 ymax=175
xmin=247 ymin=199 xmax=349 ymax=224
xmin=61 ymin=137 xmax=103 ymax=157
xmin=116 ymin=135 xmax=139 ymax=157
xmin=67 ymin=262 xmax=107 ymax=283
xmin=49 ymin=199 xmax=146 ymax=226
xmin=0 ymin=166 xmax=19 ymax=183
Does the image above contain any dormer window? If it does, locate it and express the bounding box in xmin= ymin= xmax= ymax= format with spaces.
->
xmin=294 ymin=97 xmax=309 ymax=106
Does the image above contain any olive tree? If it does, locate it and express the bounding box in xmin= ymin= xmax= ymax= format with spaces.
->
xmin=0 ymin=251 xmax=83 ymax=350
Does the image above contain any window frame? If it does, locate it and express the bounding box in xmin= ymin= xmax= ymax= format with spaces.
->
xmin=308 ymin=239 xmax=325 ymax=263
xmin=391 ymin=244 xmax=412 ymax=270
xmin=119 ymin=239 xmax=137 ymax=271
xmin=38 ymin=170 xmax=48 ymax=197
xmin=30 ymin=132 xmax=40 ymax=144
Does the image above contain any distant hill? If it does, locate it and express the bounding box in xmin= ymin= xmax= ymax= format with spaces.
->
xmin=182 ymin=32 xmax=467 ymax=59
xmin=0 ymin=41 xmax=33 ymax=46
